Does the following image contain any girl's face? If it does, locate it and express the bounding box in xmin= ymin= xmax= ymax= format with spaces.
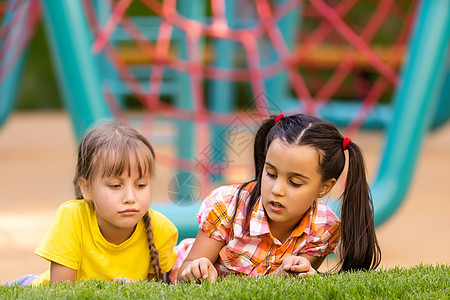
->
xmin=78 ymin=158 xmax=152 ymax=244
xmin=261 ymin=139 xmax=335 ymax=237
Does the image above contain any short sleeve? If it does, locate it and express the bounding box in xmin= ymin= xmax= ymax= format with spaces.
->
xmin=148 ymin=210 xmax=178 ymax=274
xmin=196 ymin=186 xmax=236 ymax=242
xmin=34 ymin=201 xmax=82 ymax=270
xmin=301 ymin=201 xmax=341 ymax=257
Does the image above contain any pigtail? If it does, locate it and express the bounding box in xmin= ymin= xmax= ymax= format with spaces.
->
xmin=231 ymin=116 xmax=277 ymax=233
xmin=339 ymin=141 xmax=381 ymax=271
xmin=142 ymin=211 xmax=162 ymax=281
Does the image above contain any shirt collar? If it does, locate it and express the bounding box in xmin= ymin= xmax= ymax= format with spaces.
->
xmin=291 ymin=206 xmax=312 ymax=237
xmin=249 ymin=196 xmax=271 ymax=236
xmin=248 ymin=196 xmax=313 ymax=238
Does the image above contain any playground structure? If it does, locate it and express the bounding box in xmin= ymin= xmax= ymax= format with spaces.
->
xmin=1 ymin=0 xmax=449 ymax=241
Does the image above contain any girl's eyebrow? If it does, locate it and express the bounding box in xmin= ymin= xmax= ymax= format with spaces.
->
xmin=265 ymin=162 xmax=310 ymax=180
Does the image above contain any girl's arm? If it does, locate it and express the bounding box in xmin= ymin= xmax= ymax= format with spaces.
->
xmin=177 ymin=229 xmax=225 ymax=283
xmin=50 ymin=261 xmax=77 ymax=283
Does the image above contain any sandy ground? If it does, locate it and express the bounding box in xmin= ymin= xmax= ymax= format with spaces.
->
xmin=0 ymin=112 xmax=449 ymax=284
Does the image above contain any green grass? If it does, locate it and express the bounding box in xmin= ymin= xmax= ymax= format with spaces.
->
xmin=1 ymin=265 xmax=449 ymax=299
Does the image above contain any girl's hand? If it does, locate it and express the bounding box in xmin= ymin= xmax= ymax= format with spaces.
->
xmin=274 ymin=255 xmax=317 ymax=278
xmin=113 ymin=277 xmax=135 ymax=284
xmin=179 ymin=257 xmax=218 ymax=283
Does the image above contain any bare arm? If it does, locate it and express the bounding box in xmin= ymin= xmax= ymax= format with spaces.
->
xmin=177 ymin=229 xmax=225 ymax=283
xmin=50 ymin=261 xmax=77 ymax=284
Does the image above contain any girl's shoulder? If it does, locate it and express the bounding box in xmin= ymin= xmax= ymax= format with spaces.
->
xmin=198 ymin=182 xmax=256 ymax=223
xmin=147 ymin=208 xmax=178 ymax=242
xmin=313 ymin=199 xmax=340 ymax=226
xmin=148 ymin=209 xmax=177 ymax=230
xmin=59 ymin=199 xmax=89 ymax=208
xmin=55 ymin=199 xmax=92 ymax=216
xmin=206 ymin=182 xmax=256 ymax=207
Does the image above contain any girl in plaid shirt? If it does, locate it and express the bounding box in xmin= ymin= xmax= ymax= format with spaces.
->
xmin=175 ymin=114 xmax=381 ymax=282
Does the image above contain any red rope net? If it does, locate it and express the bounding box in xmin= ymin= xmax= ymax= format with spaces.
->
xmin=82 ymin=0 xmax=416 ymax=191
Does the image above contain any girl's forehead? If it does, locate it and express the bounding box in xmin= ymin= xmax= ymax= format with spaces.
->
xmin=266 ymin=139 xmax=320 ymax=175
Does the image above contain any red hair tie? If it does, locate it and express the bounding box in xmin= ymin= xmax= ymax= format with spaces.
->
xmin=342 ymin=137 xmax=351 ymax=150
xmin=275 ymin=114 xmax=284 ymax=124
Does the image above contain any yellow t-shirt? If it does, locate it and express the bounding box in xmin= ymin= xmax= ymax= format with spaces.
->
xmin=32 ymin=200 xmax=178 ymax=285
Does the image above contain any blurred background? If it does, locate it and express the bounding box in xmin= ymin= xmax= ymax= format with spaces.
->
xmin=0 ymin=0 xmax=449 ymax=283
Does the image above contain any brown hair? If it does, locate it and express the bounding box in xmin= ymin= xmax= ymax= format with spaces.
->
xmin=73 ymin=122 xmax=162 ymax=280
xmin=232 ymin=114 xmax=381 ymax=271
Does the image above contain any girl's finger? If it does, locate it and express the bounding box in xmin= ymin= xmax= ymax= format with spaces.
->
xmin=282 ymin=255 xmax=298 ymax=270
xmin=307 ymin=268 xmax=317 ymax=276
xmin=289 ymin=263 xmax=309 ymax=273
xmin=296 ymin=268 xmax=316 ymax=278
xmin=207 ymin=265 xmax=218 ymax=283
xmin=190 ymin=263 xmax=203 ymax=280
xmin=182 ymin=266 xmax=195 ymax=281
xmin=199 ymin=261 xmax=210 ymax=279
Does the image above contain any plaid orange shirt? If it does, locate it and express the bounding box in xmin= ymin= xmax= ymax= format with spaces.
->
xmin=198 ymin=182 xmax=340 ymax=276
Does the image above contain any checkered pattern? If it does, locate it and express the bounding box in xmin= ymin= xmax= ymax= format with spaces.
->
xmin=172 ymin=183 xmax=340 ymax=280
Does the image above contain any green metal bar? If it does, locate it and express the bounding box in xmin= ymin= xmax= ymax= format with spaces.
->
xmin=40 ymin=0 xmax=112 ymax=140
xmin=370 ymin=0 xmax=450 ymax=226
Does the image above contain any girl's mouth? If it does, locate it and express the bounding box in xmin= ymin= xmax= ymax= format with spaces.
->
xmin=269 ymin=201 xmax=284 ymax=211
xmin=119 ymin=208 xmax=139 ymax=216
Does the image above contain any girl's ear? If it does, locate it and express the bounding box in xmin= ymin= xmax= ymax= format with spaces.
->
xmin=78 ymin=177 xmax=91 ymax=200
xmin=318 ymin=178 xmax=337 ymax=198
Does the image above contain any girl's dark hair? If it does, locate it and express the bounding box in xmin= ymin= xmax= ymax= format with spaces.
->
xmin=232 ymin=114 xmax=381 ymax=271
xmin=73 ymin=122 xmax=162 ymax=280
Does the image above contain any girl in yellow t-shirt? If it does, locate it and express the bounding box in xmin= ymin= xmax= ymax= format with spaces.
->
xmin=22 ymin=123 xmax=177 ymax=285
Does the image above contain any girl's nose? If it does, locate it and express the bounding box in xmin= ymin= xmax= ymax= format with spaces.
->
xmin=271 ymin=179 xmax=285 ymax=197
xmin=123 ymin=186 xmax=136 ymax=204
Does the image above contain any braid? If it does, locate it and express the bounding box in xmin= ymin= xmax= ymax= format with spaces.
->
xmin=142 ymin=211 xmax=162 ymax=281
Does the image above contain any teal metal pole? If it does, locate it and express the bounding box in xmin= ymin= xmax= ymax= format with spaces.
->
xmin=169 ymin=1 xmax=203 ymax=207
xmin=174 ymin=0 xmax=198 ymax=161
xmin=0 ymin=0 xmax=30 ymax=128
xmin=430 ymin=66 xmax=450 ymax=129
xmin=40 ymin=0 xmax=112 ymax=140
xmin=264 ymin=0 xmax=302 ymax=112
xmin=209 ymin=0 xmax=236 ymax=183
xmin=371 ymin=0 xmax=450 ymax=226
xmin=94 ymin=0 xmax=125 ymax=109
xmin=0 ymin=54 xmax=23 ymax=128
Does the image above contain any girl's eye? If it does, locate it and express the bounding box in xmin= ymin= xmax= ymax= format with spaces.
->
xmin=266 ymin=172 xmax=276 ymax=178
xmin=290 ymin=181 xmax=301 ymax=188
xmin=136 ymin=184 xmax=147 ymax=188
xmin=109 ymin=184 xmax=121 ymax=189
